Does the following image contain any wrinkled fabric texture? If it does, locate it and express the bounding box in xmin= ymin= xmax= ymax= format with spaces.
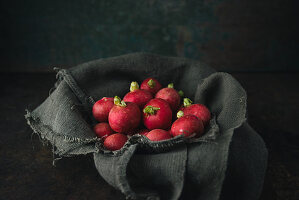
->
xmin=25 ymin=53 xmax=268 ymax=200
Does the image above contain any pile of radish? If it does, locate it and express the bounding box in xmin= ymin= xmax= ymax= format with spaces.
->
xmin=92 ymin=78 xmax=211 ymax=151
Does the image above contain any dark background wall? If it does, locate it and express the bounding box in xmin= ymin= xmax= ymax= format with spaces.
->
xmin=1 ymin=1 xmax=299 ymax=199
xmin=0 ymin=0 xmax=298 ymax=72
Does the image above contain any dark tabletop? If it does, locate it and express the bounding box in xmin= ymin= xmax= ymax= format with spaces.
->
xmin=0 ymin=72 xmax=298 ymax=200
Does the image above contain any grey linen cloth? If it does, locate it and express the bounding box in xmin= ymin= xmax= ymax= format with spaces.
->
xmin=25 ymin=53 xmax=268 ymax=200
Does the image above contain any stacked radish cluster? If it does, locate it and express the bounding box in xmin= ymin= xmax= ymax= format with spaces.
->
xmin=92 ymin=78 xmax=211 ymax=151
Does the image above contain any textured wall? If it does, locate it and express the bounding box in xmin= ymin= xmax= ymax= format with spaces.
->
xmin=0 ymin=0 xmax=298 ymax=72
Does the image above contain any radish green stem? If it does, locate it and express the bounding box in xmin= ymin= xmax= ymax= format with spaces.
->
xmin=183 ymin=98 xmax=192 ymax=107
xmin=178 ymin=90 xmax=184 ymax=97
xmin=168 ymin=83 xmax=174 ymax=88
xmin=177 ymin=110 xmax=184 ymax=118
xmin=147 ymin=79 xmax=155 ymax=88
xmin=143 ymin=105 xmax=160 ymax=115
xmin=130 ymin=81 xmax=139 ymax=92
xmin=114 ymin=96 xmax=127 ymax=107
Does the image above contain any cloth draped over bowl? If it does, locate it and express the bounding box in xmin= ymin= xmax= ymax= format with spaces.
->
xmin=25 ymin=53 xmax=268 ymax=200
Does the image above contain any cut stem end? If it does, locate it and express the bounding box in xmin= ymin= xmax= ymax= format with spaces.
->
xmin=114 ymin=96 xmax=127 ymax=107
xmin=143 ymin=105 xmax=160 ymax=115
xmin=147 ymin=79 xmax=156 ymax=88
xmin=168 ymin=83 xmax=174 ymax=88
xmin=177 ymin=111 xmax=184 ymax=118
xmin=130 ymin=81 xmax=139 ymax=92
xmin=178 ymin=90 xmax=184 ymax=97
xmin=183 ymin=98 xmax=192 ymax=107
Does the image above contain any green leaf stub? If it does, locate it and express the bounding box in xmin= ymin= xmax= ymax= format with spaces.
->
xmin=183 ymin=98 xmax=193 ymax=107
xmin=178 ymin=90 xmax=184 ymax=97
xmin=167 ymin=83 xmax=174 ymax=88
xmin=114 ymin=96 xmax=126 ymax=107
xmin=130 ymin=81 xmax=139 ymax=92
xmin=147 ymin=79 xmax=156 ymax=88
xmin=143 ymin=105 xmax=160 ymax=115
xmin=177 ymin=110 xmax=184 ymax=118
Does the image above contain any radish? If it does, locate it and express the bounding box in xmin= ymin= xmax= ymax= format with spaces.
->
xmin=143 ymin=98 xmax=172 ymax=130
xmin=155 ymin=83 xmax=181 ymax=111
xmin=104 ymin=133 xmax=128 ymax=151
xmin=93 ymin=122 xmax=114 ymax=140
xmin=180 ymin=98 xmax=211 ymax=126
xmin=92 ymin=97 xmax=114 ymax=122
xmin=140 ymin=78 xmax=162 ymax=95
xmin=171 ymin=111 xmax=204 ymax=138
xmin=123 ymin=81 xmax=153 ymax=108
xmin=146 ymin=129 xmax=172 ymax=141
xmin=108 ymin=96 xmax=141 ymax=133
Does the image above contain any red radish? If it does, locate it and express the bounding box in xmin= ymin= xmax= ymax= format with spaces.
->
xmin=93 ymin=122 xmax=114 ymax=140
xmin=180 ymin=98 xmax=211 ymax=126
xmin=123 ymin=81 xmax=153 ymax=108
xmin=140 ymin=78 xmax=162 ymax=95
xmin=108 ymin=96 xmax=141 ymax=133
xmin=104 ymin=133 xmax=128 ymax=151
xmin=171 ymin=111 xmax=204 ymax=138
xmin=155 ymin=83 xmax=181 ymax=111
xmin=92 ymin=97 xmax=114 ymax=122
xmin=146 ymin=129 xmax=172 ymax=141
xmin=143 ymin=98 xmax=172 ymax=130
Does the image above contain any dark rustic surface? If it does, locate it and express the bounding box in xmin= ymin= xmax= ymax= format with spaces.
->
xmin=1 ymin=0 xmax=298 ymax=72
xmin=0 ymin=72 xmax=298 ymax=200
